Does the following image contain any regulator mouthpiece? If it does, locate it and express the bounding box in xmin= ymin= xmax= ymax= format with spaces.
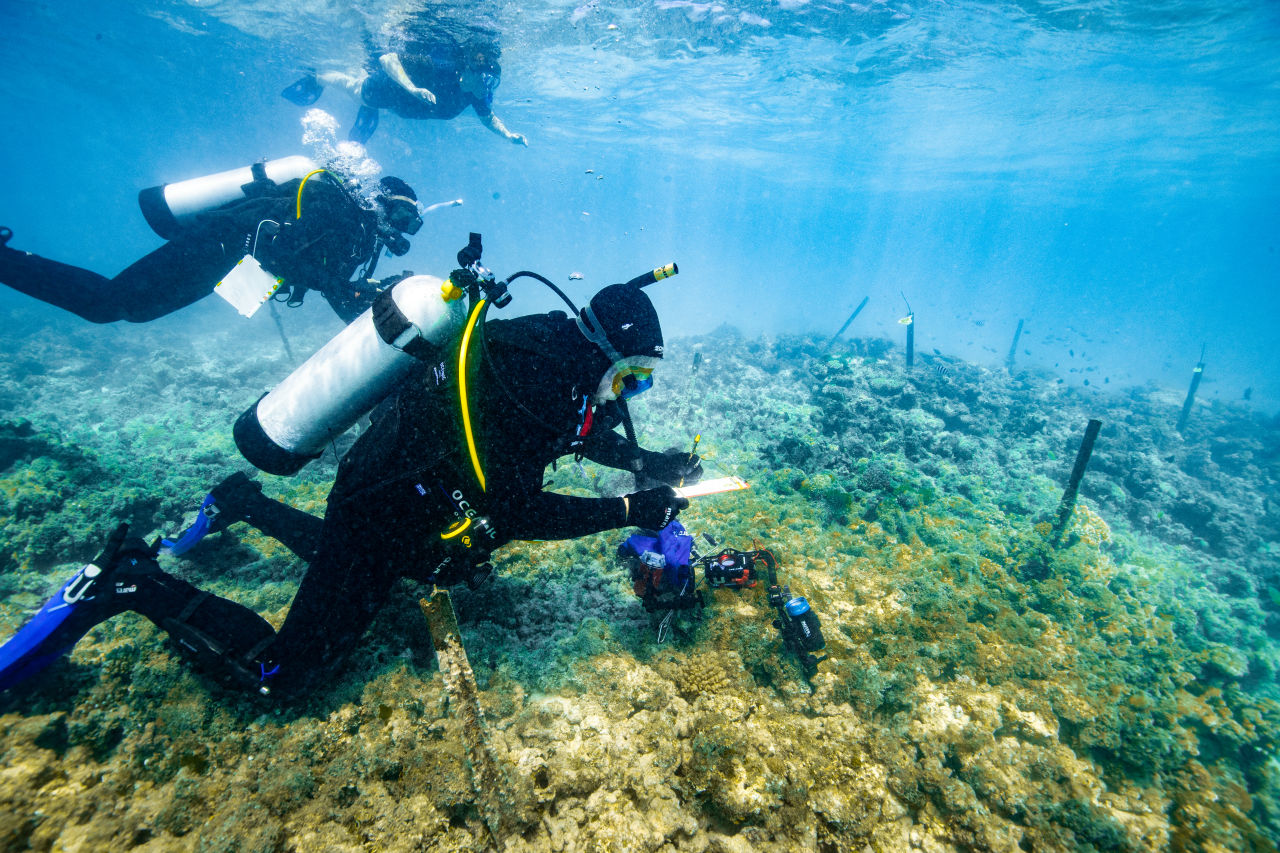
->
xmin=379 ymin=225 xmax=412 ymax=256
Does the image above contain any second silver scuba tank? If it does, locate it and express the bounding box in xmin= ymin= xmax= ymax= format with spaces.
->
xmin=138 ymin=155 xmax=318 ymax=241
xmin=234 ymin=274 xmax=467 ymax=475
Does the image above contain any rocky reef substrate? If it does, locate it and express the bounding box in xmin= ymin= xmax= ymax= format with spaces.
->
xmin=1 ymin=315 xmax=1277 ymax=851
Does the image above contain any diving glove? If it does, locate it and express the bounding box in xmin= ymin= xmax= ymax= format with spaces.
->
xmin=625 ymin=486 xmax=689 ymax=531
xmin=637 ymin=447 xmax=703 ymax=488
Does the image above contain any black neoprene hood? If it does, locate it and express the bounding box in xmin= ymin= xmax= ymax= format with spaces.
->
xmin=584 ymin=284 xmax=664 ymax=360
xmin=378 ymin=176 xmax=417 ymax=201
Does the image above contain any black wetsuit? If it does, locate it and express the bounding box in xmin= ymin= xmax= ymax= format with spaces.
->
xmin=366 ymin=42 xmax=499 ymax=121
xmin=0 ymin=178 xmax=384 ymax=324
xmin=125 ymin=311 xmax=643 ymax=691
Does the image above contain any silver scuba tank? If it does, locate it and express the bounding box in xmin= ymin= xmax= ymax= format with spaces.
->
xmin=234 ymin=274 xmax=467 ymax=475
xmin=138 ymin=155 xmax=318 ymax=240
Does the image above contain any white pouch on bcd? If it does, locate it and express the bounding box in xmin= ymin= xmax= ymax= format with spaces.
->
xmin=215 ymin=255 xmax=282 ymax=318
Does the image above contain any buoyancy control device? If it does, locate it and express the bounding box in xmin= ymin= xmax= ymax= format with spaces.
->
xmin=234 ymin=274 xmax=466 ymax=475
xmin=138 ymin=155 xmax=318 ymax=241
xmin=234 ymin=231 xmax=681 ymax=477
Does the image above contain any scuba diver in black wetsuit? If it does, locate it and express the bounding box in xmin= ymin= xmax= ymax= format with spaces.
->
xmin=0 ymin=268 xmax=702 ymax=696
xmin=0 ymin=163 xmax=425 ymax=325
xmin=283 ymin=33 xmax=526 ymax=146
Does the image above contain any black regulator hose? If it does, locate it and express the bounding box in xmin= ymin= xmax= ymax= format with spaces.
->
xmin=489 ymin=263 xmax=679 ymax=462
xmin=501 ymin=271 xmax=580 ymax=314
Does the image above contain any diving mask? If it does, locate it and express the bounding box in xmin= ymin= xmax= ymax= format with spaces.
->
xmin=594 ymin=357 xmax=660 ymax=403
xmin=376 ymin=195 xmax=422 ymax=257
xmin=382 ymin=195 xmax=423 ymax=235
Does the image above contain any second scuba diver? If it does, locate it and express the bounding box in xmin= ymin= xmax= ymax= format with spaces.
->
xmin=0 ymin=273 xmax=702 ymax=697
xmin=0 ymin=163 xmax=425 ymax=325
xmin=283 ymin=33 xmax=526 ymax=146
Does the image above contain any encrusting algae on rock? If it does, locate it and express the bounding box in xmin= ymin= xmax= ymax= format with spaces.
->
xmin=421 ymin=588 xmax=535 ymax=844
xmin=0 ymin=324 xmax=1277 ymax=851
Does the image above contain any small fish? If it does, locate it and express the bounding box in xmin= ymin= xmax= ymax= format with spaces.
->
xmin=1244 ymin=387 xmax=1253 ymax=400
xmin=1024 ymin=349 xmax=1030 ymax=355
xmin=1069 ymin=349 xmax=1075 ymax=357
xmin=568 ymin=272 xmax=584 ymax=280
xmin=1083 ymin=379 xmax=1090 ymax=386
xmin=933 ymin=348 xmax=941 ymax=355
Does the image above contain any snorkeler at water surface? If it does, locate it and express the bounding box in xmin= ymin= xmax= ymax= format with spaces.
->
xmin=284 ymin=31 xmax=527 ymax=146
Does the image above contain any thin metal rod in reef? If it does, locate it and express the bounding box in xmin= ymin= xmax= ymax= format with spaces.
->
xmin=1175 ymin=345 xmax=1207 ymax=434
xmin=420 ymin=590 xmax=529 ymax=841
xmin=1052 ymin=418 xmax=1103 ymax=547
xmin=826 ymin=296 xmax=869 ymax=349
xmin=905 ymin=316 xmax=915 ymax=368
xmin=1006 ymin=319 xmax=1024 ymax=371
xmin=901 ymin=292 xmax=914 ymax=369
xmin=268 ymin=301 xmax=298 ymax=366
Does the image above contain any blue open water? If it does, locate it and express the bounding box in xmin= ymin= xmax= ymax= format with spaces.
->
xmin=1 ymin=3 xmax=1280 ymax=848
xmin=1 ymin=0 xmax=1277 ymax=407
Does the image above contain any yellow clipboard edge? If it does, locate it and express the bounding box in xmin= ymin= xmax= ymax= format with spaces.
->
xmin=674 ymin=476 xmax=750 ymax=500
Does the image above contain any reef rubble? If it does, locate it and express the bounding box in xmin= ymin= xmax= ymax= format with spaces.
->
xmin=0 ymin=318 xmax=1277 ymax=851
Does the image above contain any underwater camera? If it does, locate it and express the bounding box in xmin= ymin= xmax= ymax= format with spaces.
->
xmin=773 ymin=593 xmax=825 ymax=654
xmin=699 ymin=548 xmax=760 ymax=589
xmin=619 ymin=529 xmax=827 ymax=678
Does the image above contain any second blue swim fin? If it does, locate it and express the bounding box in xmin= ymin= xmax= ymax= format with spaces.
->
xmin=350 ymin=105 xmax=380 ymax=143
xmin=282 ymin=73 xmax=323 ymax=106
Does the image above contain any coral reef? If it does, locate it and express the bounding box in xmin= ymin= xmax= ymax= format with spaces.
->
xmin=421 ymin=589 xmax=535 ymax=844
xmin=0 ymin=314 xmax=1277 ymax=851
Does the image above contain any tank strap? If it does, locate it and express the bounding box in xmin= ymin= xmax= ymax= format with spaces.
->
xmin=372 ymin=288 xmax=434 ymax=359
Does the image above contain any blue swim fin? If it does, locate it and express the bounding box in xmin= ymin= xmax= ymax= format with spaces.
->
xmin=350 ymin=105 xmax=380 ymax=143
xmin=0 ymin=571 xmax=106 ymax=690
xmin=0 ymin=525 xmax=140 ymax=691
xmin=282 ymin=73 xmax=323 ymax=106
xmin=160 ymin=493 xmax=218 ymax=557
